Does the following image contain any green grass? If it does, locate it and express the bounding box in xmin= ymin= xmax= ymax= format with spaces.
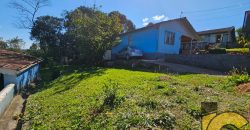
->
xmin=23 ymin=66 xmax=250 ymax=129
xmin=226 ymin=48 xmax=249 ymax=55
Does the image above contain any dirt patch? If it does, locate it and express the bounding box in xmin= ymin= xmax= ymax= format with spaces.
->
xmin=159 ymin=76 xmax=172 ymax=81
xmin=237 ymin=83 xmax=250 ymax=94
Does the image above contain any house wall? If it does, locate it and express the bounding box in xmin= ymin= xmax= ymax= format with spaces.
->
xmin=157 ymin=21 xmax=194 ymax=54
xmin=112 ymin=35 xmax=128 ymax=54
xmin=128 ymin=28 xmax=158 ymax=53
xmin=15 ymin=64 xmax=39 ymax=90
xmin=112 ymin=27 xmax=159 ymax=55
xmin=2 ymin=64 xmax=39 ymax=91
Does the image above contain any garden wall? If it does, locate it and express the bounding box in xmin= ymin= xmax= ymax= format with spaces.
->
xmin=0 ymin=84 xmax=15 ymax=116
xmin=165 ymin=54 xmax=250 ymax=72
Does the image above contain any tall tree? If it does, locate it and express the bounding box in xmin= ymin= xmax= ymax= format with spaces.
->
xmin=31 ymin=15 xmax=63 ymax=60
xmin=0 ymin=38 xmax=8 ymax=49
xmin=64 ymin=6 xmax=123 ymax=65
xmin=7 ymin=37 xmax=25 ymax=50
xmin=10 ymin=0 xmax=49 ymax=29
xmin=236 ymin=28 xmax=249 ymax=47
xmin=108 ymin=11 xmax=135 ymax=33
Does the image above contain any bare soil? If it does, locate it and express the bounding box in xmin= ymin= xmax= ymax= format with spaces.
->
xmin=237 ymin=83 xmax=250 ymax=94
xmin=0 ymin=95 xmax=25 ymax=130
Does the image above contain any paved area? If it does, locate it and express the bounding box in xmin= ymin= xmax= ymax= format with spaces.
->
xmin=142 ymin=59 xmax=225 ymax=75
xmin=0 ymin=95 xmax=25 ymax=130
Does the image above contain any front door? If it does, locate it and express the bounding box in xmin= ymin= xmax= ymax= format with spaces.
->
xmin=0 ymin=74 xmax=4 ymax=91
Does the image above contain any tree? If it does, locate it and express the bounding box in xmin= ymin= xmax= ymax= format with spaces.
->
xmin=10 ymin=0 xmax=49 ymax=29
xmin=236 ymin=28 xmax=249 ymax=47
xmin=146 ymin=22 xmax=154 ymax=27
xmin=31 ymin=15 xmax=63 ymax=60
xmin=7 ymin=37 xmax=25 ymax=50
xmin=108 ymin=11 xmax=135 ymax=33
xmin=0 ymin=38 xmax=8 ymax=49
xmin=64 ymin=6 xmax=123 ymax=65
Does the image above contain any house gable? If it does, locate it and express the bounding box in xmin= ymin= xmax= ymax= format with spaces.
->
xmin=157 ymin=18 xmax=199 ymax=54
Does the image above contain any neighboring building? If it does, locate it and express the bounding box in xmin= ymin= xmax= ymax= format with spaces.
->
xmin=112 ymin=17 xmax=200 ymax=58
xmin=0 ymin=49 xmax=42 ymax=92
xmin=243 ymin=10 xmax=250 ymax=36
xmin=198 ymin=27 xmax=236 ymax=47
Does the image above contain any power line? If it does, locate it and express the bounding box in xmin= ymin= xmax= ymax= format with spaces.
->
xmin=184 ymin=2 xmax=250 ymax=14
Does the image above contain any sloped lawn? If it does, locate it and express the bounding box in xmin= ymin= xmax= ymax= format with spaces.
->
xmin=23 ymin=66 xmax=250 ymax=129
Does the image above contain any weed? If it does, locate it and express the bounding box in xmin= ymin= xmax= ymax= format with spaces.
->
xmin=163 ymin=87 xmax=177 ymax=96
xmin=153 ymin=112 xmax=176 ymax=129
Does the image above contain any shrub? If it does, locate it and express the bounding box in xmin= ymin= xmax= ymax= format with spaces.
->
xmin=208 ymin=48 xmax=226 ymax=54
xmin=186 ymin=107 xmax=203 ymax=119
xmin=175 ymin=96 xmax=187 ymax=104
xmin=226 ymin=48 xmax=249 ymax=55
xmin=138 ymin=99 xmax=158 ymax=109
xmin=228 ymin=68 xmax=250 ymax=85
xmin=163 ymin=87 xmax=177 ymax=96
xmin=153 ymin=112 xmax=176 ymax=129
xmin=103 ymin=81 xmax=125 ymax=109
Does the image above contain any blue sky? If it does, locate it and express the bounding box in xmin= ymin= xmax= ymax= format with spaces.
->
xmin=0 ymin=0 xmax=249 ymax=48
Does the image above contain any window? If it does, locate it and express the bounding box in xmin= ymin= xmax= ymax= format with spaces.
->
xmin=165 ymin=31 xmax=175 ymax=45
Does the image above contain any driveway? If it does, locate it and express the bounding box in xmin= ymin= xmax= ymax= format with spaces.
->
xmin=142 ymin=59 xmax=225 ymax=75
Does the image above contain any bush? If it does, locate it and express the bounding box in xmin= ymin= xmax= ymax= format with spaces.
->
xmin=208 ymin=48 xmax=226 ymax=54
xmin=226 ymin=48 xmax=249 ymax=55
xmin=153 ymin=112 xmax=176 ymax=129
xmin=138 ymin=99 xmax=158 ymax=109
xmin=103 ymin=81 xmax=125 ymax=109
xmin=228 ymin=68 xmax=250 ymax=85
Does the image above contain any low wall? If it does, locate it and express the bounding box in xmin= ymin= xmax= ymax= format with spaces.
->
xmin=0 ymin=84 xmax=15 ymax=116
xmin=165 ymin=54 xmax=250 ymax=72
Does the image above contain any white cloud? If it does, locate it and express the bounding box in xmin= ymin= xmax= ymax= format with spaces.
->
xmin=142 ymin=18 xmax=149 ymax=23
xmin=143 ymin=22 xmax=149 ymax=26
xmin=163 ymin=17 xmax=169 ymax=21
xmin=152 ymin=15 xmax=165 ymax=21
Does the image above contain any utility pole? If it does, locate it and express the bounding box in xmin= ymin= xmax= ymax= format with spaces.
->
xmin=180 ymin=11 xmax=183 ymax=18
xmin=93 ymin=0 xmax=96 ymax=10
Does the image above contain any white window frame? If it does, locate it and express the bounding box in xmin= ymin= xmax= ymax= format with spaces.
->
xmin=165 ymin=31 xmax=175 ymax=45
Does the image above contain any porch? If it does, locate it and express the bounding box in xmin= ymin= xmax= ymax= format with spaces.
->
xmin=180 ymin=35 xmax=208 ymax=54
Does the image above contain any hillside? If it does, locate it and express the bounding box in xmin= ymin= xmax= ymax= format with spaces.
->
xmin=23 ymin=66 xmax=250 ymax=129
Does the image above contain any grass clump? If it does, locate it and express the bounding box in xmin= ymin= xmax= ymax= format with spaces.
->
xmin=23 ymin=66 xmax=250 ymax=129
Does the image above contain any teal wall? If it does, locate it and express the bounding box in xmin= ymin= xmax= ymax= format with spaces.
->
xmin=112 ymin=27 xmax=158 ymax=54
xmin=112 ymin=25 xmax=182 ymax=55
xmin=3 ymin=64 xmax=40 ymax=91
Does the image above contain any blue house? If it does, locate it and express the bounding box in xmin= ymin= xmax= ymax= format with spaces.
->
xmin=0 ymin=49 xmax=42 ymax=92
xmin=112 ymin=17 xmax=200 ymax=58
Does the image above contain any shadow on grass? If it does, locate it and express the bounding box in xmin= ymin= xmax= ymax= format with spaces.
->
xmin=30 ymin=66 xmax=106 ymax=95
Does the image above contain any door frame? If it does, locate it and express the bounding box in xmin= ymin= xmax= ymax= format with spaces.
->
xmin=0 ymin=73 xmax=4 ymax=91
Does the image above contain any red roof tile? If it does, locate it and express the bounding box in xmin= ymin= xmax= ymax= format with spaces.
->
xmin=0 ymin=49 xmax=41 ymax=71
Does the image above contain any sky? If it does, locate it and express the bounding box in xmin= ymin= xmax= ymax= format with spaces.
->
xmin=0 ymin=0 xmax=249 ymax=48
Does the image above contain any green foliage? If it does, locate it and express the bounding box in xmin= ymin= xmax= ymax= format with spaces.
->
xmin=236 ymin=28 xmax=250 ymax=47
xmin=163 ymin=87 xmax=177 ymax=96
xmin=153 ymin=112 xmax=176 ymax=129
xmin=226 ymin=48 xmax=249 ymax=55
xmin=228 ymin=69 xmax=250 ymax=85
xmin=108 ymin=11 xmax=135 ymax=33
xmin=31 ymin=16 xmax=63 ymax=61
xmin=23 ymin=67 xmax=250 ymax=129
xmin=186 ymin=106 xmax=203 ymax=119
xmin=103 ymin=81 xmax=125 ymax=109
xmin=0 ymin=37 xmax=8 ymax=49
xmin=208 ymin=48 xmax=226 ymax=54
xmin=64 ymin=6 xmax=123 ymax=65
xmin=6 ymin=36 xmax=25 ymax=51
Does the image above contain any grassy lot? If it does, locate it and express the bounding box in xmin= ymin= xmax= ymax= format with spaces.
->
xmin=23 ymin=66 xmax=250 ymax=129
xmin=226 ymin=48 xmax=249 ymax=55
